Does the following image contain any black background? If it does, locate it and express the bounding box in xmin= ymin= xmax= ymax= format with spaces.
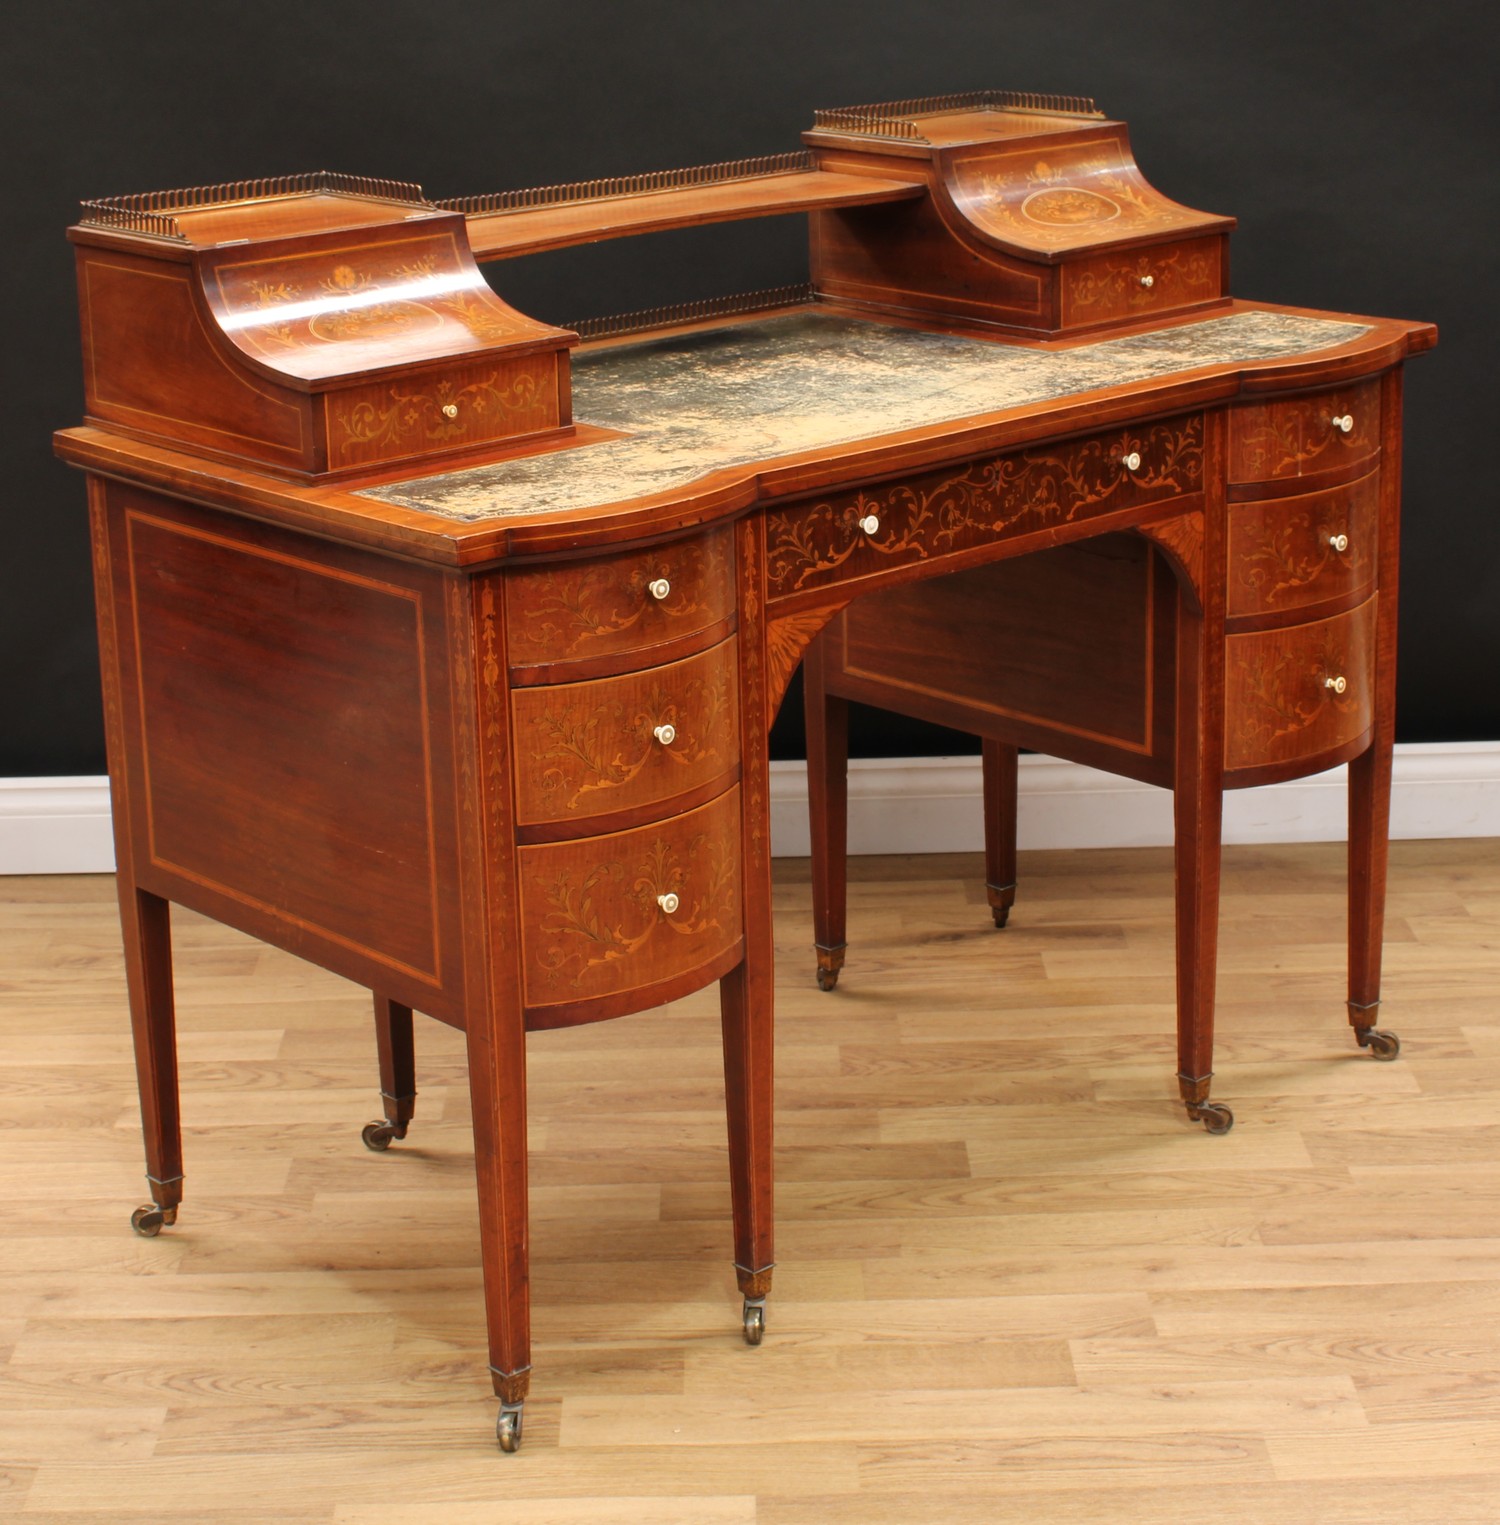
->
xmin=4 ymin=0 xmax=1494 ymax=774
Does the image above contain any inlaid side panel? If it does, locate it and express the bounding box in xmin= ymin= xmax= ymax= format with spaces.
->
xmin=765 ymin=416 xmax=1203 ymax=602
xmin=117 ymin=490 xmax=448 ymax=987
xmin=510 ymin=638 xmax=739 ymax=826
xmin=1224 ymin=597 xmax=1376 ymax=772
xmin=517 ymin=788 xmax=742 ymax=1013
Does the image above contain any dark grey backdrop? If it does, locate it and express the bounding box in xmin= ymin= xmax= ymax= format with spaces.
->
xmin=5 ymin=0 xmax=1494 ymax=773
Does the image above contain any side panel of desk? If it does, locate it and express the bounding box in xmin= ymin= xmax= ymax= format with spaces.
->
xmin=89 ymin=479 xmax=472 ymax=1025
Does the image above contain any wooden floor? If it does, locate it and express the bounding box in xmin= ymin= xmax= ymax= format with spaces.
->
xmin=3 ymin=839 xmax=1500 ymax=1522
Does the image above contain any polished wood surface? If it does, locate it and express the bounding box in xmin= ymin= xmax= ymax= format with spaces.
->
xmin=5 ymin=844 xmax=1499 ymax=1518
xmin=56 ymin=92 xmax=1435 ymax=1448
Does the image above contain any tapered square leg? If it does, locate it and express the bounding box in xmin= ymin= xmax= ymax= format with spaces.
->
xmin=363 ymin=994 xmax=416 ymax=1150
xmin=804 ymin=635 xmax=849 ymax=990
xmin=981 ymin=738 xmax=1020 ymax=928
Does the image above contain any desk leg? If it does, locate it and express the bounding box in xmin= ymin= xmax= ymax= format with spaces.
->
xmin=362 ymin=996 xmax=416 ymax=1151
xmin=1347 ymin=741 xmax=1399 ymax=1059
xmin=1173 ymin=592 xmax=1233 ymax=1135
xmin=120 ymin=884 xmax=184 ymax=1235
xmin=722 ymin=959 xmax=775 ymax=1343
xmin=465 ymin=1001 xmax=531 ymax=1451
xmin=804 ymin=636 xmax=849 ymax=991
xmin=982 ymin=740 xmax=1020 ymax=929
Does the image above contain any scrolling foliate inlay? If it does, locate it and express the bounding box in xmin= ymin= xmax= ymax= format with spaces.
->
xmin=765 ymin=417 xmax=1203 ymax=600
xmin=1231 ymin=382 xmax=1379 ymax=481
xmin=333 ymin=371 xmax=542 ymax=454
xmin=1065 ymin=245 xmax=1218 ymax=312
xmin=1237 ymin=506 xmax=1372 ymax=612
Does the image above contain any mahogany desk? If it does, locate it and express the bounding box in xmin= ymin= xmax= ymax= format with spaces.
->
xmin=56 ymin=93 xmax=1434 ymax=1449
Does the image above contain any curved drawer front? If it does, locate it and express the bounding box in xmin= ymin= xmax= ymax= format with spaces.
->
xmin=518 ymin=787 xmax=742 ymax=1010
xmin=1060 ymin=236 xmax=1225 ymax=327
xmin=512 ymin=638 xmax=738 ymax=826
xmin=1227 ymin=468 xmax=1379 ymax=620
xmin=765 ymin=415 xmax=1204 ymax=602
xmin=506 ymin=527 xmax=734 ymax=671
xmin=1225 ymin=598 xmax=1375 ymax=772
xmin=1229 ymin=378 xmax=1380 ymax=485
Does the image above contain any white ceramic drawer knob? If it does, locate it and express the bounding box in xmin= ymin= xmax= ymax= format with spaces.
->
xmin=653 ymin=723 xmax=676 ymax=746
xmin=1325 ymin=674 xmax=1348 ymax=695
xmin=1139 ymin=273 xmax=1155 ymax=289
xmin=647 ymin=577 xmax=671 ymax=600
xmin=441 ymin=402 xmax=459 ymax=419
xmin=1120 ymin=451 xmax=1142 ymax=473
xmin=1329 ymin=532 xmax=1350 ymax=553
xmin=1331 ymin=413 xmax=1354 ymax=434
xmin=859 ymin=513 xmax=880 ymax=535
xmin=657 ymin=892 xmax=680 ymax=915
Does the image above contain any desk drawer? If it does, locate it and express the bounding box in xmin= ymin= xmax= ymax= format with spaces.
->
xmin=518 ymin=787 xmax=742 ymax=1011
xmin=1229 ymin=378 xmax=1381 ymax=484
xmin=1225 ymin=597 xmax=1375 ymax=772
xmin=512 ymin=638 xmax=738 ymax=826
xmin=1060 ymin=236 xmax=1225 ymax=327
xmin=506 ymin=527 xmax=734 ymax=673
xmin=766 ymin=415 xmax=1203 ymax=602
xmin=1227 ymin=468 xmax=1378 ymax=620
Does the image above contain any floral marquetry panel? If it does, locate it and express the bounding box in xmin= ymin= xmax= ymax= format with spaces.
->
xmin=1229 ymin=379 xmax=1381 ymax=484
xmin=764 ymin=416 xmax=1203 ymax=602
xmin=1224 ymin=598 xmax=1375 ymax=771
xmin=324 ymin=353 xmax=561 ymax=472
xmin=510 ymin=639 xmax=738 ymax=825
xmin=1227 ymin=470 xmax=1378 ymax=620
xmin=505 ymin=529 xmax=735 ymax=672
xmin=516 ymin=787 xmax=742 ymax=1010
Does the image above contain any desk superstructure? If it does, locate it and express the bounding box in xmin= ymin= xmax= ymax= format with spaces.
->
xmin=56 ymin=92 xmax=1434 ymax=1451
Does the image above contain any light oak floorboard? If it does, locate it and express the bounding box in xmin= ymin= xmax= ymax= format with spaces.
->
xmin=2 ymin=838 xmax=1496 ymax=1520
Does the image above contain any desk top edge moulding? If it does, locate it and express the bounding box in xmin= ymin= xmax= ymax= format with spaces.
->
xmin=55 ymin=91 xmax=1436 ymax=1452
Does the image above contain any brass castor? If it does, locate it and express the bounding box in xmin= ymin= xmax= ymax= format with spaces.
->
xmin=495 ymin=1402 xmax=524 ymax=1453
xmin=361 ymin=1120 xmax=407 ymax=1151
xmin=991 ymin=905 xmax=1011 ymax=929
xmin=742 ymin=1296 xmax=766 ymax=1346
xmin=130 ymin=1204 xmax=177 ymax=1237
xmin=1356 ymin=1026 xmax=1401 ymax=1061
xmin=1186 ymin=1101 xmax=1235 ymax=1135
xmin=815 ymin=966 xmax=840 ymax=992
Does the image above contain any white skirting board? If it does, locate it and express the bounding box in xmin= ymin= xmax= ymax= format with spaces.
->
xmin=2 ymin=742 xmax=1498 ymax=874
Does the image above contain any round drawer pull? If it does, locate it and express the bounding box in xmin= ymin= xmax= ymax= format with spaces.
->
xmin=859 ymin=513 xmax=880 ymax=535
xmin=657 ymin=892 xmax=680 ymax=915
xmin=1328 ymin=532 xmax=1350 ymax=553
xmin=653 ymin=723 xmax=677 ymax=746
xmin=1120 ymin=451 xmax=1142 ymax=473
xmin=1331 ymin=413 xmax=1354 ymax=434
xmin=441 ymin=403 xmax=459 ymax=419
xmin=1325 ymin=674 xmax=1348 ymax=695
xmin=647 ymin=577 xmax=671 ymax=601
xmin=1138 ymin=274 xmax=1155 ymax=289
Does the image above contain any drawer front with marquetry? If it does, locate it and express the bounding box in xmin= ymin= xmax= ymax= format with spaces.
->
xmin=511 ymin=638 xmax=738 ymax=827
xmin=765 ymin=415 xmax=1204 ymax=603
xmin=1226 ymin=468 xmax=1379 ymax=620
xmin=517 ymin=787 xmax=742 ymax=1011
xmin=1059 ymin=236 xmax=1225 ymax=327
xmin=1229 ymin=378 xmax=1381 ymax=485
xmin=506 ymin=527 xmax=734 ymax=673
xmin=1224 ymin=597 xmax=1375 ymax=772
xmin=323 ymin=353 xmax=562 ymax=473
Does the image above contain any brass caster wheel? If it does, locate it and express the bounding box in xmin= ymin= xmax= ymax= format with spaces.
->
xmin=991 ymin=906 xmax=1011 ymax=929
xmin=1356 ymin=1026 xmax=1401 ymax=1061
xmin=361 ymin=1120 xmax=406 ymax=1151
xmin=742 ymin=1297 xmax=766 ymax=1346
xmin=130 ymin=1204 xmax=176 ymax=1237
xmin=495 ymin=1402 xmax=524 ymax=1453
xmin=815 ymin=966 xmax=840 ymax=992
xmin=1187 ymin=1102 xmax=1235 ymax=1136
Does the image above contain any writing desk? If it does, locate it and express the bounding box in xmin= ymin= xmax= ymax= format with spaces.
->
xmin=56 ymin=93 xmax=1434 ymax=1449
